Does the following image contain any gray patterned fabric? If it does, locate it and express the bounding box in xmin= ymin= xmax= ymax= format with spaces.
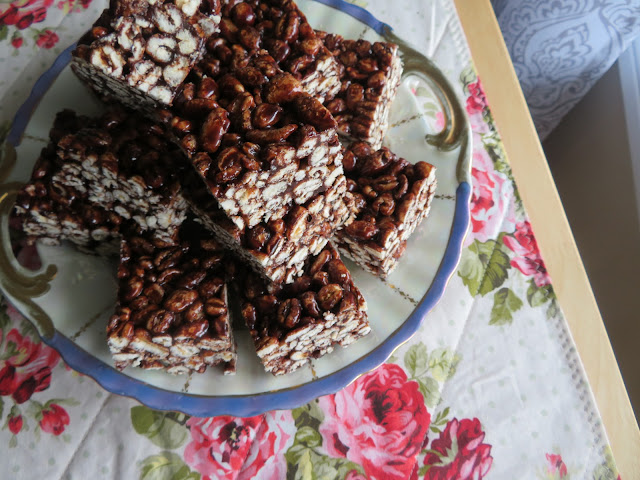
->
xmin=491 ymin=0 xmax=640 ymax=139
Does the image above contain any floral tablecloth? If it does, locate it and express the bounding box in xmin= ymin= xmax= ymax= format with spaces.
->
xmin=0 ymin=1 xmax=623 ymax=479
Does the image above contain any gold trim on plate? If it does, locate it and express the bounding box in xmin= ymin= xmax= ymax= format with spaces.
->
xmin=386 ymin=26 xmax=472 ymax=184
xmin=0 ymin=143 xmax=57 ymax=339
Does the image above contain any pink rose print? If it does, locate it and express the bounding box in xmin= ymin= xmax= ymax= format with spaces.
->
xmin=467 ymin=147 xmax=515 ymax=244
xmin=184 ymin=415 xmax=263 ymax=480
xmin=422 ymin=418 xmax=492 ymax=480
xmin=466 ymin=81 xmax=487 ymax=115
xmin=546 ymin=453 xmax=568 ymax=478
xmin=11 ymin=36 xmax=23 ymax=48
xmin=39 ymin=404 xmax=70 ymax=435
xmin=319 ymin=363 xmax=431 ymax=480
xmin=57 ymin=0 xmax=91 ymax=9
xmin=35 ymin=29 xmax=58 ymax=49
xmin=463 ymin=76 xmax=515 ymax=244
xmin=503 ymin=221 xmax=551 ymax=287
xmin=0 ymin=328 xmax=59 ymax=404
xmin=237 ymin=411 xmax=294 ymax=480
xmin=8 ymin=414 xmax=23 ymax=434
xmin=0 ymin=0 xmax=54 ymax=30
xmin=466 ymin=83 xmax=490 ymax=135
xmin=346 ymin=470 xmax=369 ymax=480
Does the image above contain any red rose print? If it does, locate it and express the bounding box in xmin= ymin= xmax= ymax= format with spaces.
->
xmin=36 ymin=29 xmax=58 ymax=49
xmin=422 ymin=418 xmax=492 ymax=480
xmin=8 ymin=414 xmax=23 ymax=435
xmin=466 ymin=81 xmax=487 ymax=115
xmin=13 ymin=372 xmax=42 ymax=404
xmin=319 ymin=363 xmax=431 ymax=480
xmin=546 ymin=453 xmax=568 ymax=478
xmin=0 ymin=0 xmax=54 ymax=30
xmin=0 ymin=365 xmax=17 ymax=396
xmin=39 ymin=404 xmax=70 ymax=435
xmin=11 ymin=36 xmax=23 ymax=48
xmin=0 ymin=328 xmax=59 ymax=404
xmin=184 ymin=415 xmax=263 ymax=480
xmin=237 ymin=411 xmax=295 ymax=480
xmin=503 ymin=221 xmax=551 ymax=287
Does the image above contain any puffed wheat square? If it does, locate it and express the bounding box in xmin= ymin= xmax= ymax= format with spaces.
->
xmin=72 ymin=0 xmax=221 ymax=114
xmin=107 ymin=222 xmax=237 ymax=375
xmin=237 ymin=243 xmax=369 ymax=375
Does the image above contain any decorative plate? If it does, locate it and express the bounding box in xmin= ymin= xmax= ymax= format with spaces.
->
xmin=0 ymin=0 xmax=471 ymax=417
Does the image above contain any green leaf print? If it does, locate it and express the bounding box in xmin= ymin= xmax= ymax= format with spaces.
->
xmin=314 ymin=457 xmax=364 ymax=480
xmin=295 ymin=426 xmax=322 ymax=448
xmin=593 ymin=465 xmax=612 ymax=479
xmin=430 ymin=407 xmax=451 ymax=434
xmin=43 ymin=398 xmax=80 ymax=408
xmin=403 ymin=345 xmax=462 ymax=408
xmin=483 ymin=133 xmax=512 ymax=178
xmin=546 ymin=298 xmax=561 ymax=321
xmin=293 ymin=449 xmax=313 ymax=480
xmin=592 ymin=446 xmax=620 ymax=480
xmin=460 ymin=66 xmax=477 ymax=94
xmin=418 ymin=464 xmax=433 ymax=477
xmin=6 ymin=405 xmax=20 ymax=424
xmin=292 ymin=400 xmax=324 ymax=431
xmin=2 ymin=340 xmax=18 ymax=361
xmin=285 ymin=415 xmax=364 ymax=480
xmin=481 ymin=130 xmax=526 ymax=217
xmin=131 ymin=406 xmax=189 ymax=450
xmin=490 ymin=288 xmax=523 ymax=326
xmin=314 ymin=460 xmax=339 ymax=480
xmin=459 ymin=239 xmax=511 ymax=297
xmin=404 ymin=344 xmax=428 ymax=378
xmin=0 ymin=26 xmax=8 ymax=42
xmin=527 ymin=281 xmax=553 ymax=308
xmin=418 ymin=377 xmax=440 ymax=408
xmin=286 ymin=446 xmax=364 ymax=480
xmin=428 ymin=349 xmax=461 ymax=383
xmin=458 ymin=246 xmax=484 ymax=294
xmin=334 ymin=460 xmax=365 ymax=480
xmin=18 ymin=320 xmax=38 ymax=342
xmin=26 ymin=400 xmax=43 ymax=422
xmin=139 ymin=452 xmax=200 ymax=480
xmin=285 ymin=443 xmax=309 ymax=467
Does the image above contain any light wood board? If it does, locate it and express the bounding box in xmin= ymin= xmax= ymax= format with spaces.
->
xmin=452 ymin=0 xmax=640 ymax=477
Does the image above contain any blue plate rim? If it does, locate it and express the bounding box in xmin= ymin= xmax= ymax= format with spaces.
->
xmin=5 ymin=0 xmax=471 ymax=417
